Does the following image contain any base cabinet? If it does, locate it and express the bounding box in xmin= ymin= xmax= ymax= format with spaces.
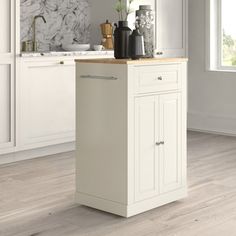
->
xmin=0 ymin=62 xmax=14 ymax=152
xmin=19 ymin=58 xmax=76 ymax=150
xmin=0 ymin=0 xmax=15 ymax=154
xmin=134 ymin=93 xmax=182 ymax=202
xmin=159 ymin=93 xmax=183 ymax=193
xmin=134 ymin=95 xmax=159 ymax=201
xmin=76 ymin=59 xmax=187 ymax=217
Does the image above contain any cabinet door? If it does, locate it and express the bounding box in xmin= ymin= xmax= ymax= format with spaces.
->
xmin=0 ymin=0 xmax=15 ymax=153
xmin=159 ymin=93 xmax=182 ymax=193
xmin=156 ymin=0 xmax=187 ymax=57
xmin=19 ymin=60 xmax=75 ymax=149
xmin=0 ymin=0 xmax=13 ymax=54
xmin=0 ymin=62 xmax=14 ymax=151
xmin=134 ymin=96 xmax=159 ymax=201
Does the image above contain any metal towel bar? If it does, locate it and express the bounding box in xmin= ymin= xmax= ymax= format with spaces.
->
xmin=80 ymin=75 xmax=118 ymax=80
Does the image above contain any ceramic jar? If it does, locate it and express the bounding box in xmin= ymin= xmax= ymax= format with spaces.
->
xmin=136 ymin=5 xmax=154 ymax=58
xmin=114 ymin=21 xmax=132 ymax=59
xmin=129 ymin=28 xmax=145 ymax=60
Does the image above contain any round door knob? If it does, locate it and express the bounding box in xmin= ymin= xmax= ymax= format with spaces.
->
xmin=59 ymin=61 xmax=64 ymax=65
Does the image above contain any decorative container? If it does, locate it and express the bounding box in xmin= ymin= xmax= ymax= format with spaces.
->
xmin=136 ymin=5 xmax=154 ymax=58
xmin=100 ymin=20 xmax=114 ymax=50
xmin=114 ymin=21 xmax=132 ymax=59
xmin=129 ymin=28 xmax=145 ymax=60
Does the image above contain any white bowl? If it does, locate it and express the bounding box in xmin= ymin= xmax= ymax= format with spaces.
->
xmin=62 ymin=44 xmax=90 ymax=51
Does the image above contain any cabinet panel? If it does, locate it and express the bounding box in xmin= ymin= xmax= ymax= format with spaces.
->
xmin=0 ymin=63 xmax=14 ymax=150
xmin=159 ymin=93 xmax=182 ymax=193
xmin=0 ymin=65 xmax=11 ymax=145
xmin=134 ymin=96 xmax=159 ymax=201
xmin=156 ymin=0 xmax=187 ymax=57
xmin=0 ymin=0 xmax=11 ymax=53
xmin=0 ymin=0 xmax=15 ymax=154
xmin=20 ymin=60 xmax=75 ymax=148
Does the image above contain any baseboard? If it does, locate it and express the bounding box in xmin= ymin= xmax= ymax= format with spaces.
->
xmin=75 ymin=187 xmax=187 ymax=218
xmin=187 ymin=128 xmax=236 ymax=137
xmin=0 ymin=142 xmax=75 ymax=165
xmin=188 ymin=111 xmax=236 ymax=136
xmin=127 ymin=187 xmax=187 ymax=217
xmin=76 ymin=192 xmax=128 ymax=217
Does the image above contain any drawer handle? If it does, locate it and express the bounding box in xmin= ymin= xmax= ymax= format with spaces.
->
xmin=80 ymin=75 xmax=118 ymax=80
xmin=59 ymin=61 xmax=64 ymax=65
xmin=156 ymin=141 xmax=165 ymax=146
xmin=156 ymin=52 xmax=163 ymax=55
xmin=157 ymin=76 xmax=163 ymax=81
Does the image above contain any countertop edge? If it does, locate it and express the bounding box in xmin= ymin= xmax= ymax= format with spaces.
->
xmin=74 ymin=58 xmax=189 ymax=64
xmin=20 ymin=50 xmax=114 ymax=58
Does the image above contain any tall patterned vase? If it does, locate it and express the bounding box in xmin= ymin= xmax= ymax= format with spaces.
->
xmin=136 ymin=5 xmax=154 ymax=58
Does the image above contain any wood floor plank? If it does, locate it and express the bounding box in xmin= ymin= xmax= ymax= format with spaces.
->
xmin=1 ymin=132 xmax=236 ymax=236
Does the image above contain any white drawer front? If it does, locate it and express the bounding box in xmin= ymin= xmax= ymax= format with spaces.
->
xmin=135 ymin=64 xmax=181 ymax=93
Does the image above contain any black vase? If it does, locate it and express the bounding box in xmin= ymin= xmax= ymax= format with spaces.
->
xmin=114 ymin=21 xmax=132 ymax=59
xmin=129 ymin=29 xmax=145 ymax=60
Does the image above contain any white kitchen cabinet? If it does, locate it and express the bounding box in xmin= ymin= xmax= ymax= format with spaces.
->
xmin=159 ymin=93 xmax=183 ymax=193
xmin=134 ymin=95 xmax=159 ymax=202
xmin=0 ymin=0 xmax=15 ymax=154
xmin=19 ymin=58 xmax=76 ymax=150
xmin=155 ymin=0 xmax=188 ymax=57
xmin=134 ymin=93 xmax=182 ymax=201
xmin=0 ymin=63 xmax=14 ymax=152
xmin=128 ymin=0 xmax=188 ymax=57
xmin=75 ymin=58 xmax=187 ymax=217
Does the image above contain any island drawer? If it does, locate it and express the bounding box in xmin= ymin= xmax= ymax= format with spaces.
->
xmin=134 ymin=64 xmax=181 ymax=94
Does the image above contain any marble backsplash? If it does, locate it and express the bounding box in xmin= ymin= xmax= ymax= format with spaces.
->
xmin=21 ymin=0 xmax=90 ymax=51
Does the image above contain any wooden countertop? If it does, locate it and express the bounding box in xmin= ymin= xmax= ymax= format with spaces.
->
xmin=75 ymin=58 xmax=188 ymax=65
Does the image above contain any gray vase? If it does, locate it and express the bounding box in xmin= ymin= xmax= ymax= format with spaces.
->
xmin=129 ymin=28 xmax=145 ymax=60
xmin=136 ymin=5 xmax=154 ymax=58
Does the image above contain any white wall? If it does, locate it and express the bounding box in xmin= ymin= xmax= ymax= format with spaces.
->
xmin=188 ymin=0 xmax=236 ymax=135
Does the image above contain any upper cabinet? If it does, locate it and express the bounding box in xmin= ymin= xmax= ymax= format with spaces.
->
xmin=155 ymin=0 xmax=188 ymax=57
xmin=127 ymin=0 xmax=188 ymax=57
xmin=0 ymin=0 xmax=13 ymax=54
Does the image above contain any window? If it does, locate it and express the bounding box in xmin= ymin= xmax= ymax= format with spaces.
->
xmin=207 ymin=0 xmax=236 ymax=71
xmin=221 ymin=0 xmax=236 ymax=67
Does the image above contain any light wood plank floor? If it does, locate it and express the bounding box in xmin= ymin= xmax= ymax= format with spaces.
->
xmin=1 ymin=131 xmax=236 ymax=236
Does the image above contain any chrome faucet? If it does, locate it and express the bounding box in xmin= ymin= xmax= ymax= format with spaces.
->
xmin=32 ymin=15 xmax=47 ymax=52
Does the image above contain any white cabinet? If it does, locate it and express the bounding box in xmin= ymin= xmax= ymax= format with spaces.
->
xmin=76 ymin=58 xmax=187 ymax=217
xmin=19 ymin=58 xmax=75 ymax=150
xmin=127 ymin=0 xmax=188 ymax=57
xmin=0 ymin=0 xmax=15 ymax=154
xmin=159 ymin=93 xmax=183 ymax=193
xmin=0 ymin=0 xmax=14 ymax=54
xmin=134 ymin=95 xmax=159 ymax=201
xmin=134 ymin=93 xmax=182 ymax=201
xmin=155 ymin=0 xmax=188 ymax=57
xmin=0 ymin=63 xmax=14 ymax=152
